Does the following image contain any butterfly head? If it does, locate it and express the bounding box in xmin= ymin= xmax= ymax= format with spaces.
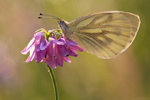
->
xmin=58 ymin=20 xmax=68 ymax=29
xmin=38 ymin=13 xmax=72 ymax=39
xmin=58 ymin=20 xmax=71 ymax=39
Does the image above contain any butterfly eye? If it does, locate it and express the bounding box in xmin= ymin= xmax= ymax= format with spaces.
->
xmin=58 ymin=20 xmax=68 ymax=29
xmin=58 ymin=21 xmax=64 ymax=26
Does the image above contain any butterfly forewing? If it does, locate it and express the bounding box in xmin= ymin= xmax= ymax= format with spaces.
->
xmin=68 ymin=11 xmax=140 ymax=59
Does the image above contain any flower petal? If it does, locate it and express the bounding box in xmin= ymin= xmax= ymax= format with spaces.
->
xmin=40 ymin=50 xmax=46 ymax=60
xmin=70 ymin=45 xmax=84 ymax=51
xmin=66 ymin=39 xmax=77 ymax=46
xmin=56 ymin=56 xmax=63 ymax=66
xmin=35 ymin=51 xmax=42 ymax=63
xmin=69 ymin=49 xmax=77 ymax=57
xmin=39 ymin=38 xmax=48 ymax=50
xmin=34 ymin=31 xmax=43 ymax=40
xmin=63 ymin=57 xmax=71 ymax=63
xmin=35 ymin=43 xmax=40 ymax=51
xmin=47 ymin=42 xmax=56 ymax=57
xmin=57 ymin=45 xmax=69 ymax=57
xmin=44 ymin=55 xmax=57 ymax=69
xmin=21 ymin=38 xmax=35 ymax=54
xmin=25 ymin=46 xmax=35 ymax=62
xmin=49 ymin=38 xmax=65 ymax=45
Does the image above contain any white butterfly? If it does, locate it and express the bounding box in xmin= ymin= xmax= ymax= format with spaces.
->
xmin=40 ymin=11 xmax=140 ymax=59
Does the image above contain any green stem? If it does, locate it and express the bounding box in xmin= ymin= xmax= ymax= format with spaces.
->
xmin=47 ymin=65 xmax=59 ymax=100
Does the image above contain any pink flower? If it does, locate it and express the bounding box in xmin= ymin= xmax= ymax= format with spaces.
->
xmin=21 ymin=29 xmax=84 ymax=69
xmin=43 ymin=35 xmax=84 ymax=69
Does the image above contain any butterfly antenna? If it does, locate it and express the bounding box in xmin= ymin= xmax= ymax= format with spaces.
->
xmin=38 ymin=13 xmax=61 ymax=21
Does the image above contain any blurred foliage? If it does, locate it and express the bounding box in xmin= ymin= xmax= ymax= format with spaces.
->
xmin=0 ymin=0 xmax=150 ymax=100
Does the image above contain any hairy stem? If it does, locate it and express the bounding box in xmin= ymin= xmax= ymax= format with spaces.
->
xmin=47 ymin=65 xmax=59 ymax=100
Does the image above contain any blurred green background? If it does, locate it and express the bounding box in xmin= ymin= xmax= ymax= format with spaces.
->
xmin=0 ymin=0 xmax=149 ymax=100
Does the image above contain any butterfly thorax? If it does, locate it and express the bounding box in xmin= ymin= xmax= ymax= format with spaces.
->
xmin=58 ymin=20 xmax=72 ymax=39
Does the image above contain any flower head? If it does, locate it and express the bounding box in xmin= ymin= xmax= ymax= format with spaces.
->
xmin=21 ymin=29 xmax=84 ymax=69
